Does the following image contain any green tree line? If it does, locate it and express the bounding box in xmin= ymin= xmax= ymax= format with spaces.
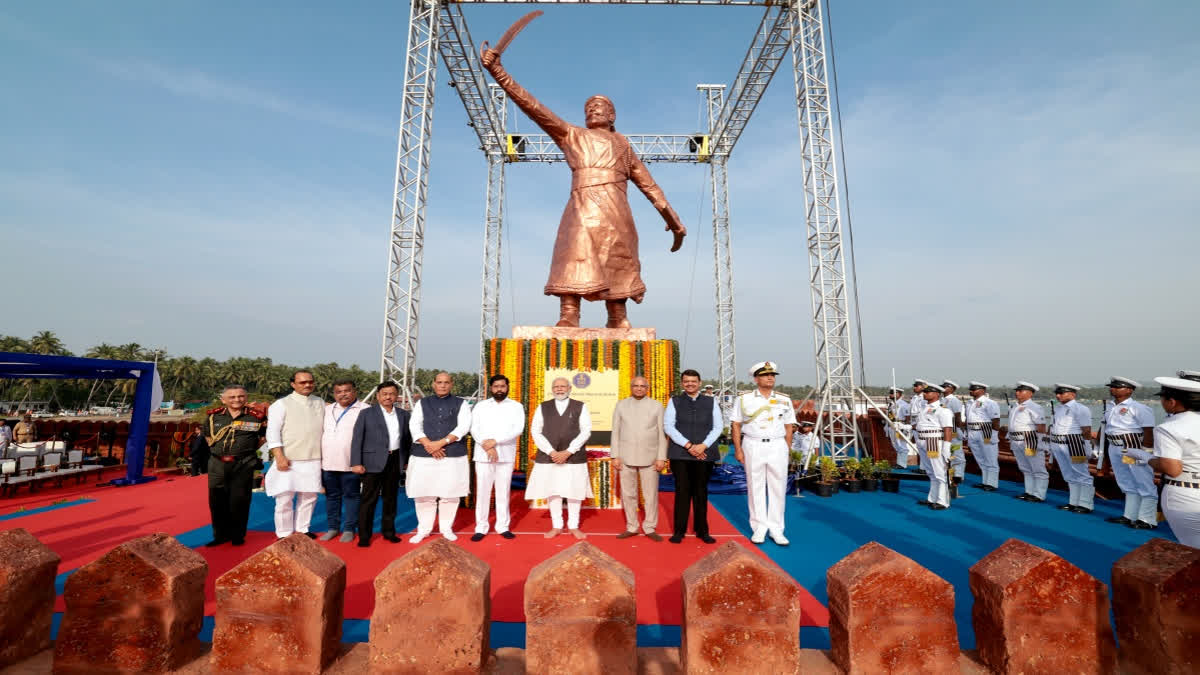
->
xmin=0 ymin=331 xmax=478 ymax=410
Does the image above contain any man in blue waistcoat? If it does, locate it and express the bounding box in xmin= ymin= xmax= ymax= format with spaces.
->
xmin=665 ymin=369 xmax=723 ymax=544
xmin=407 ymin=372 xmax=472 ymax=543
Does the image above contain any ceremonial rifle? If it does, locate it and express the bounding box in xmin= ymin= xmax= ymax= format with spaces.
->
xmin=1095 ymin=399 xmax=1108 ymax=472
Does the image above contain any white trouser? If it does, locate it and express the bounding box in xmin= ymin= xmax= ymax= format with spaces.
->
xmin=1107 ymin=445 xmax=1157 ymax=498
xmin=1048 ymin=442 xmax=1094 ymax=486
xmin=920 ymin=438 xmax=950 ymax=507
xmin=619 ymin=463 xmax=661 ymax=533
xmin=968 ymin=429 xmax=1000 ymax=487
xmin=415 ymin=496 xmax=460 ymax=535
xmin=547 ymin=496 xmax=582 ymax=529
xmin=744 ymin=437 xmax=788 ymax=535
xmin=911 ymin=432 xmax=925 ymax=467
xmin=474 ymin=461 xmax=514 ymax=534
xmin=1010 ymin=434 xmax=1049 ymax=498
xmin=1162 ymin=485 xmax=1200 ymax=548
xmin=274 ymin=491 xmax=318 ymax=538
xmin=887 ymin=425 xmax=908 ymax=468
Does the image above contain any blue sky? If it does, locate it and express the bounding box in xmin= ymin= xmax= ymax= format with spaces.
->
xmin=2 ymin=1 xmax=1197 ymax=386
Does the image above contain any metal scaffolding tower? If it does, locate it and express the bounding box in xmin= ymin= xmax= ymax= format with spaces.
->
xmin=380 ymin=0 xmax=864 ymax=462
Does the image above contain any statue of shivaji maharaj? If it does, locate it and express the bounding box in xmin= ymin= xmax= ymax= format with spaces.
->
xmin=481 ymin=13 xmax=687 ymax=329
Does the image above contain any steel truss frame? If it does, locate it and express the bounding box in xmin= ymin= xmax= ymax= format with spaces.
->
xmin=382 ymin=0 xmax=864 ymax=461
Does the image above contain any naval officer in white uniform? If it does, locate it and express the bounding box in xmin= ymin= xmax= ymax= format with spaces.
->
xmin=965 ymin=382 xmax=1001 ymax=490
xmin=1095 ymin=377 xmax=1157 ymax=529
xmin=1147 ymin=374 xmax=1200 ymax=548
xmin=914 ymin=383 xmax=955 ymax=510
xmin=1047 ymin=384 xmax=1096 ymax=513
xmin=941 ymin=380 xmax=967 ymax=485
xmin=886 ymin=387 xmax=911 ymax=469
xmin=1004 ymin=382 xmax=1048 ymax=501
xmin=731 ymin=361 xmax=796 ymax=545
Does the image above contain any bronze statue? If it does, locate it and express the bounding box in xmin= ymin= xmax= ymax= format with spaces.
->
xmin=481 ymin=13 xmax=687 ymax=329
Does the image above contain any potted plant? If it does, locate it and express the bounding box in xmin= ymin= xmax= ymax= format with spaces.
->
xmin=876 ymin=459 xmax=899 ymax=492
xmin=840 ymin=458 xmax=861 ymax=493
xmin=860 ymin=457 xmax=878 ymax=491
xmin=815 ymin=456 xmax=838 ymax=497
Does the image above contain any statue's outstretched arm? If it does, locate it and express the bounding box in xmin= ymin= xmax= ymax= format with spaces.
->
xmin=630 ymin=153 xmax=687 ymax=251
xmin=482 ymin=51 xmax=571 ymax=146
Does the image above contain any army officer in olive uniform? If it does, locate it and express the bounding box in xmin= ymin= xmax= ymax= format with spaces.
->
xmin=204 ymin=384 xmax=265 ymax=547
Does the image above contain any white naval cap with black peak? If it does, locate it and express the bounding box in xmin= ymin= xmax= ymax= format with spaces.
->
xmin=942 ymin=380 xmax=959 ymax=389
xmin=1105 ymin=376 xmax=1140 ymax=389
xmin=1155 ymin=376 xmax=1200 ymax=394
xmin=968 ymin=381 xmax=988 ymax=390
xmin=924 ymin=383 xmax=946 ymax=394
xmin=749 ymin=361 xmax=779 ymax=377
xmin=1053 ymin=383 xmax=1081 ymax=393
xmin=1015 ymin=381 xmax=1039 ymax=392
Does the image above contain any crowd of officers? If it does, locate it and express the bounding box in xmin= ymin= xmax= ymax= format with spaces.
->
xmin=200 ymin=362 xmax=806 ymax=548
xmin=883 ymin=373 xmax=1200 ymax=548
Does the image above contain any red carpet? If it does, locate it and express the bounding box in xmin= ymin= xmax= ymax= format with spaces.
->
xmin=3 ymin=475 xmax=827 ymax=627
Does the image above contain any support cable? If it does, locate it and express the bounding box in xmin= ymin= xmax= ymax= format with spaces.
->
xmin=823 ymin=0 xmax=867 ymax=385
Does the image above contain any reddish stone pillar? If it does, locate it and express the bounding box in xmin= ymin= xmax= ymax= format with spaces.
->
xmin=1112 ymin=537 xmax=1200 ymax=675
xmin=525 ymin=541 xmax=636 ymax=675
xmin=679 ymin=541 xmax=802 ymax=673
xmin=827 ymin=541 xmax=959 ymax=674
xmin=53 ymin=533 xmax=207 ymax=673
xmin=370 ymin=539 xmax=491 ymax=673
xmin=0 ymin=528 xmax=61 ymax=669
xmin=211 ymin=533 xmax=346 ymax=674
xmin=970 ymin=538 xmax=1115 ymax=674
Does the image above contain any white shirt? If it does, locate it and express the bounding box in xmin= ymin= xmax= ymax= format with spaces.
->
xmin=889 ymin=398 xmax=910 ymax=423
xmin=408 ymin=395 xmax=472 ymax=442
xmin=321 ymin=400 xmax=370 ymax=472
xmin=1103 ymin=398 xmax=1155 ymax=434
xmin=915 ymin=399 xmax=954 ymax=432
xmin=382 ymin=407 xmax=403 ymax=451
xmin=531 ymin=398 xmax=592 ymax=455
xmin=944 ymin=394 xmax=964 ymax=420
xmin=469 ymin=397 xmax=526 ymax=463
xmin=906 ymin=391 xmax=924 ymax=422
xmin=730 ymin=390 xmax=796 ymax=439
xmin=1008 ymin=400 xmax=1045 ymax=432
xmin=791 ymin=431 xmax=815 ymax=454
xmin=1154 ymin=410 xmax=1200 ymax=478
xmin=965 ymin=395 xmax=1001 ymax=424
xmin=1051 ymin=399 xmax=1092 ymax=435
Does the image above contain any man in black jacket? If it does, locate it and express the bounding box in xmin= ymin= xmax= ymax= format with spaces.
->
xmin=350 ymin=381 xmax=411 ymax=547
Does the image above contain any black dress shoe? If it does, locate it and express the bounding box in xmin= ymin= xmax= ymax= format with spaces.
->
xmin=971 ymin=483 xmax=986 ymax=489
xmin=1026 ymin=496 xmax=1045 ymax=503
xmin=1057 ymin=504 xmax=1075 ymax=510
xmin=668 ymin=535 xmax=684 ymax=544
xmin=1129 ymin=521 xmax=1156 ymax=530
xmin=357 ymin=540 xmax=371 ymax=548
xmin=231 ymin=539 xmax=245 ymax=546
xmin=981 ymin=485 xmax=997 ymax=492
xmin=205 ymin=539 xmax=230 ymax=547
xmin=929 ymin=504 xmax=948 ymax=510
xmin=1106 ymin=516 xmax=1132 ymax=525
xmin=470 ymin=533 xmax=486 ymax=542
xmin=1070 ymin=506 xmax=1093 ymax=514
xmin=499 ymin=531 xmax=516 ymax=539
xmin=1014 ymin=493 xmax=1031 ymax=500
xmin=698 ymin=534 xmax=717 ymax=544
xmin=303 ymin=532 xmax=318 ymax=539
xmin=383 ymin=534 xmax=402 ymax=543
xmin=916 ymin=500 xmax=932 ymax=506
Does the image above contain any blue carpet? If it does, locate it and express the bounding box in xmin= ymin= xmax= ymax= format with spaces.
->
xmin=0 ymin=498 xmax=94 ymax=521
xmin=710 ymin=476 xmax=1176 ymax=650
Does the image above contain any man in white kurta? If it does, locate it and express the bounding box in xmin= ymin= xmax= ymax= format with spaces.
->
xmin=408 ymin=372 xmax=472 ymax=543
xmin=526 ymin=377 xmax=593 ymax=539
xmin=469 ymin=374 xmax=525 ymax=540
xmin=265 ymin=370 xmax=326 ymax=538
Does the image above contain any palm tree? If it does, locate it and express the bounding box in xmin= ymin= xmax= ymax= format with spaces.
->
xmin=30 ymin=330 xmax=70 ymax=356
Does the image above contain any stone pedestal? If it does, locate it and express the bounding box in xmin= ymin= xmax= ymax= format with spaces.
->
xmin=53 ymin=533 xmax=207 ymax=673
xmin=680 ymin=541 xmax=802 ymax=674
xmin=212 ymin=533 xmax=346 ymax=674
xmin=370 ymin=539 xmax=491 ymax=674
xmin=970 ymin=538 xmax=1115 ymax=674
xmin=0 ymin=528 xmax=60 ymax=669
xmin=1112 ymin=537 xmax=1200 ymax=675
xmin=525 ymin=542 xmax=636 ymax=674
xmin=827 ymin=542 xmax=959 ymax=674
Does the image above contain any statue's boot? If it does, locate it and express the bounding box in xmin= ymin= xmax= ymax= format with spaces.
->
xmin=556 ymin=295 xmax=581 ymax=327
xmin=605 ymin=299 xmax=631 ymax=329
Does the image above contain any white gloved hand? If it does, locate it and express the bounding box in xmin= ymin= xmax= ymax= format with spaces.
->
xmin=1124 ymin=447 xmax=1152 ymax=462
